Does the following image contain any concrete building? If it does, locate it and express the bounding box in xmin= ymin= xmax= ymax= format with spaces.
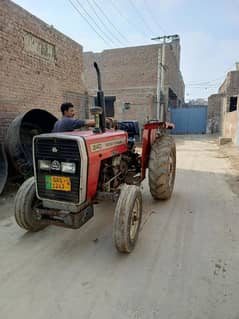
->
xmin=0 ymin=0 xmax=88 ymax=143
xmin=83 ymin=41 xmax=185 ymax=126
xmin=208 ymin=64 xmax=239 ymax=142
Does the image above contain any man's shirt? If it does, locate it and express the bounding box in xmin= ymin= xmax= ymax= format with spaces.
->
xmin=52 ymin=117 xmax=85 ymax=132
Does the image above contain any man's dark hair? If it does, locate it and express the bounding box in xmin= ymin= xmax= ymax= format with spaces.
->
xmin=60 ymin=102 xmax=74 ymax=115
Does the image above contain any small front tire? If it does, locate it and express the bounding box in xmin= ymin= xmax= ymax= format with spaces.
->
xmin=15 ymin=177 xmax=46 ymax=232
xmin=113 ymin=184 xmax=142 ymax=253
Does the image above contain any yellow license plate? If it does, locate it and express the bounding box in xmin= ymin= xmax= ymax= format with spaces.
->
xmin=45 ymin=176 xmax=71 ymax=192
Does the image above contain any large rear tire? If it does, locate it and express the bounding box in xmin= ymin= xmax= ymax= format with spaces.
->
xmin=15 ymin=177 xmax=46 ymax=232
xmin=148 ymin=135 xmax=176 ymax=200
xmin=113 ymin=184 xmax=142 ymax=253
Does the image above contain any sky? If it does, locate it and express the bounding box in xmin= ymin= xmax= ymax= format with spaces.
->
xmin=12 ymin=0 xmax=239 ymax=101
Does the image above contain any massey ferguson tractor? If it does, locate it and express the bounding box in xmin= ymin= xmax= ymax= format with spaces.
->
xmin=14 ymin=62 xmax=176 ymax=253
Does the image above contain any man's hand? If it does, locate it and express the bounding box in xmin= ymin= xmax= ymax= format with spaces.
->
xmin=85 ymin=117 xmax=115 ymax=129
xmin=85 ymin=119 xmax=95 ymax=127
xmin=106 ymin=117 xmax=114 ymax=129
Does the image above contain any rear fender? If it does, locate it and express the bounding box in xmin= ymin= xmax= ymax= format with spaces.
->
xmin=141 ymin=122 xmax=175 ymax=180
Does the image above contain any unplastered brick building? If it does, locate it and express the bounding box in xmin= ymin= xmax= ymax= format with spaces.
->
xmin=83 ymin=41 xmax=185 ymax=125
xmin=0 ymin=0 xmax=88 ymax=142
xmin=208 ymin=64 xmax=239 ymax=143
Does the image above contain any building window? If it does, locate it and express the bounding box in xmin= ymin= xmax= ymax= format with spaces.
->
xmin=229 ymin=96 xmax=237 ymax=112
xmin=94 ymin=96 xmax=116 ymax=117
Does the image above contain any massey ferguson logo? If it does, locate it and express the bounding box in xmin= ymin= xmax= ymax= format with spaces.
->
xmin=90 ymin=138 xmax=126 ymax=152
xmin=52 ymin=147 xmax=58 ymax=153
xmin=51 ymin=160 xmax=60 ymax=170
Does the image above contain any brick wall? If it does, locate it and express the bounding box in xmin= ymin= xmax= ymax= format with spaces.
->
xmin=84 ymin=43 xmax=184 ymax=125
xmin=221 ymin=94 xmax=239 ymax=144
xmin=219 ymin=71 xmax=239 ymax=96
xmin=207 ymin=93 xmax=224 ymax=133
xmin=209 ymin=69 xmax=239 ymax=137
xmin=223 ymin=110 xmax=238 ymax=144
xmin=0 ymin=0 xmax=87 ymax=142
xmin=163 ymin=45 xmax=185 ymax=104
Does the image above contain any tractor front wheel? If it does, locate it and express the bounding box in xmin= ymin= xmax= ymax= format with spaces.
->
xmin=113 ymin=184 xmax=142 ymax=253
xmin=15 ymin=177 xmax=46 ymax=232
xmin=148 ymin=135 xmax=176 ymax=200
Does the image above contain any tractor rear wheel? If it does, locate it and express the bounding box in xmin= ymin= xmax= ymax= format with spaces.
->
xmin=148 ymin=135 xmax=176 ymax=200
xmin=15 ymin=177 xmax=46 ymax=232
xmin=113 ymin=184 xmax=142 ymax=253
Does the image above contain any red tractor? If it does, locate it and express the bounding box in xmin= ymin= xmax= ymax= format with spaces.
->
xmin=14 ymin=63 xmax=176 ymax=253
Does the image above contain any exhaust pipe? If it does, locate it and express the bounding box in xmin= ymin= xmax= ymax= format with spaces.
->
xmin=93 ymin=62 xmax=106 ymax=133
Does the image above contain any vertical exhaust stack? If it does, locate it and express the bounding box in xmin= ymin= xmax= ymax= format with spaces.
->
xmin=94 ymin=62 xmax=106 ymax=133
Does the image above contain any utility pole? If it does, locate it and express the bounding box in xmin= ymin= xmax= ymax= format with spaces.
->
xmin=151 ymin=34 xmax=179 ymax=121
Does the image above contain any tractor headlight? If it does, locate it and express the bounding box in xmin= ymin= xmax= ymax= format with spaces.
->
xmin=39 ymin=160 xmax=51 ymax=171
xmin=61 ymin=162 xmax=76 ymax=174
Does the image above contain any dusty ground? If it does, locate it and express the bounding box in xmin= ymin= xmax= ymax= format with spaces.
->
xmin=0 ymin=182 xmax=20 ymax=220
xmin=219 ymin=141 xmax=239 ymax=197
xmin=1 ymin=135 xmax=239 ymax=319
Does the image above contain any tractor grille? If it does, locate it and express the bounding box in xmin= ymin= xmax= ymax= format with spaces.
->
xmin=34 ymin=137 xmax=81 ymax=203
xmin=35 ymin=138 xmax=80 ymax=161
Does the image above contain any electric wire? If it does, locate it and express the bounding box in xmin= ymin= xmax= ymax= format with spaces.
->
xmin=74 ymin=0 xmax=117 ymax=46
xmin=128 ymin=0 xmax=155 ymax=35
xmin=85 ymin=0 xmax=126 ymax=46
xmin=187 ymin=87 xmax=219 ymax=90
xmin=187 ymin=80 xmax=223 ymax=85
xmin=68 ymin=0 xmax=112 ymax=47
xmin=186 ymin=65 xmax=235 ymax=85
xmin=187 ymin=83 xmax=222 ymax=87
xmin=143 ymin=0 xmax=167 ymax=34
xmin=109 ymin=0 xmax=149 ymax=38
xmin=91 ymin=0 xmax=130 ymax=44
xmin=187 ymin=86 xmax=220 ymax=88
xmin=186 ymin=78 xmax=224 ymax=86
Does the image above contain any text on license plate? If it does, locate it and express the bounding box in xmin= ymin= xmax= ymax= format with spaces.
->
xmin=45 ymin=176 xmax=71 ymax=192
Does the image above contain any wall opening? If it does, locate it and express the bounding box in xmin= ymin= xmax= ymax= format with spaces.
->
xmin=168 ymin=88 xmax=177 ymax=109
xmin=229 ymin=96 xmax=237 ymax=112
xmin=94 ymin=96 xmax=116 ymax=117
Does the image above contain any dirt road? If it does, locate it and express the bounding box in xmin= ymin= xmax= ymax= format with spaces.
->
xmin=1 ymin=136 xmax=239 ymax=319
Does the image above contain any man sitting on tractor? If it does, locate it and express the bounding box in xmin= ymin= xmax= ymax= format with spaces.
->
xmin=52 ymin=102 xmax=96 ymax=133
